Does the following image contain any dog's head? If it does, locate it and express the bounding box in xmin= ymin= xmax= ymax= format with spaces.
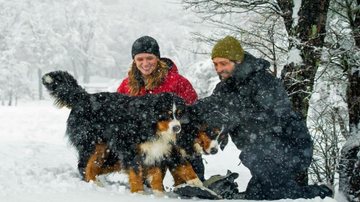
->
xmin=193 ymin=125 xmax=227 ymax=155
xmin=176 ymin=105 xmax=228 ymax=156
xmin=140 ymin=93 xmax=186 ymax=141
xmin=189 ymin=102 xmax=230 ymax=153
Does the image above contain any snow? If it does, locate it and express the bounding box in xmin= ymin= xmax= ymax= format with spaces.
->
xmin=287 ymin=47 xmax=303 ymax=65
xmin=341 ymin=131 xmax=360 ymax=154
xmin=292 ymin=0 xmax=302 ymax=28
xmin=184 ymin=59 xmax=220 ymax=98
xmin=0 ymin=0 xmax=346 ymax=201
xmin=0 ymin=101 xmax=339 ymax=202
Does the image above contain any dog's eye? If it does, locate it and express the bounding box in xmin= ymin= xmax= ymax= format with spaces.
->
xmin=159 ymin=114 xmax=167 ymax=119
xmin=176 ymin=109 xmax=183 ymax=116
xmin=159 ymin=112 xmax=171 ymax=120
xmin=206 ymin=129 xmax=218 ymax=139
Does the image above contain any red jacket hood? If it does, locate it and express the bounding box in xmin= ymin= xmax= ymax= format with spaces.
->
xmin=161 ymin=57 xmax=179 ymax=74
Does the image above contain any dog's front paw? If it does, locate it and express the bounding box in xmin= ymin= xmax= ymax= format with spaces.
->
xmin=90 ymin=179 xmax=104 ymax=187
xmin=186 ymin=178 xmax=203 ymax=187
xmin=152 ymin=190 xmax=165 ymax=197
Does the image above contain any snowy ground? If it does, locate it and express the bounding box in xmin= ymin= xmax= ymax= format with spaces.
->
xmin=0 ymin=101 xmax=340 ymax=202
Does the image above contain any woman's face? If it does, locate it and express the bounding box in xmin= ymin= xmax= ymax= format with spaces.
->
xmin=134 ymin=53 xmax=158 ymax=77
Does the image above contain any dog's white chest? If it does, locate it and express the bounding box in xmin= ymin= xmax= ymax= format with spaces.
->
xmin=140 ymin=132 xmax=175 ymax=165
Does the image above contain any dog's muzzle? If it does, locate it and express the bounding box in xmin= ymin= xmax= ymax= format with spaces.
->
xmin=210 ymin=147 xmax=218 ymax=154
xmin=173 ymin=125 xmax=181 ymax=134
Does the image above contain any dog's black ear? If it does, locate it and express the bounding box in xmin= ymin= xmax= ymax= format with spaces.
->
xmin=177 ymin=105 xmax=189 ymax=124
xmin=219 ymin=133 xmax=229 ymax=151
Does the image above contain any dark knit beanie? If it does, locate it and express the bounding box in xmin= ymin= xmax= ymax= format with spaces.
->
xmin=131 ymin=36 xmax=160 ymax=59
xmin=211 ymin=36 xmax=244 ymax=62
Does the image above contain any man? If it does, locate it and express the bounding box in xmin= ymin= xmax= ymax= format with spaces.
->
xmin=197 ymin=36 xmax=333 ymax=200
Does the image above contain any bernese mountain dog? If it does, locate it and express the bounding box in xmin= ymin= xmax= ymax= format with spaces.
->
xmin=42 ymin=70 xmax=208 ymax=193
xmin=81 ymin=120 xmax=223 ymax=192
xmin=167 ymin=108 xmax=225 ymax=186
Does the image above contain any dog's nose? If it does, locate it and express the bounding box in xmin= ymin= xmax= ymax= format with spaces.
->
xmin=173 ymin=125 xmax=181 ymax=133
xmin=210 ymin=147 xmax=218 ymax=154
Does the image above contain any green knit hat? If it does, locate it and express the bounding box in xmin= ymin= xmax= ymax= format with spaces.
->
xmin=211 ymin=36 xmax=244 ymax=62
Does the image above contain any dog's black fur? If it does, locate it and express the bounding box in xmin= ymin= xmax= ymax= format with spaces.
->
xmin=42 ymin=71 xmax=226 ymax=193
xmin=42 ymin=71 xmax=187 ymax=176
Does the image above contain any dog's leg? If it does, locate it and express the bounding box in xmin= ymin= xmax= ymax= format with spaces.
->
xmin=147 ymin=166 xmax=164 ymax=194
xmin=170 ymin=168 xmax=186 ymax=186
xmin=84 ymin=143 xmax=108 ymax=184
xmin=98 ymin=161 xmax=122 ymax=175
xmin=171 ymin=162 xmax=203 ymax=187
xmin=129 ymin=167 xmax=144 ymax=193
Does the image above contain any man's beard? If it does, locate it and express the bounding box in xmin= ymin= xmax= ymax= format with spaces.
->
xmin=218 ymin=71 xmax=232 ymax=80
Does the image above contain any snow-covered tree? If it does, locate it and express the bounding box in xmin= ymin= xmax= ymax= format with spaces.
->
xmin=0 ymin=51 xmax=31 ymax=105
xmin=327 ymin=0 xmax=360 ymax=200
xmin=0 ymin=0 xmax=33 ymax=103
xmin=61 ymin=0 xmax=100 ymax=83
xmin=307 ymin=63 xmax=348 ymax=186
xmin=182 ymin=0 xmax=289 ymax=77
xmin=0 ymin=0 xmax=104 ymax=101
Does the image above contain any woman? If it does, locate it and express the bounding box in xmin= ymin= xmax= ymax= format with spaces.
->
xmin=117 ymin=35 xmax=205 ymax=181
xmin=117 ymin=36 xmax=197 ymax=105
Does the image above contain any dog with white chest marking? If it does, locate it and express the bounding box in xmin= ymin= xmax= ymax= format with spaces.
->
xmin=42 ymin=70 xmax=204 ymax=193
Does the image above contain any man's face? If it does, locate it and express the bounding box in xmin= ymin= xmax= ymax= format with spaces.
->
xmin=212 ymin=57 xmax=236 ymax=80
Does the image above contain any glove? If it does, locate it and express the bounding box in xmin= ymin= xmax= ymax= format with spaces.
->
xmin=203 ymin=170 xmax=244 ymax=199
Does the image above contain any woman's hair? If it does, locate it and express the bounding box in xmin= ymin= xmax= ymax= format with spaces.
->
xmin=127 ymin=59 xmax=169 ymax=96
